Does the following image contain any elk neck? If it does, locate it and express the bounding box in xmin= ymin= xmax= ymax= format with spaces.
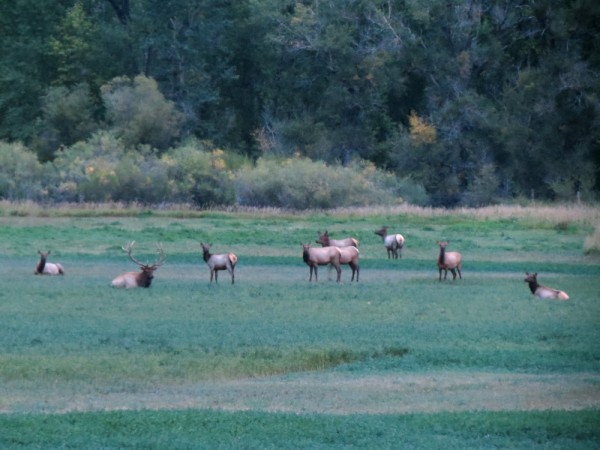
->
xmin=438 ymin=246 xmax=445 ymax=265
xmin=36 ymin=259 xmax=46 ymax=273
xmin=138 ymin=268 xmax=154 ymax=288
xmin=526 ymin=279 xmax=539 ymax=295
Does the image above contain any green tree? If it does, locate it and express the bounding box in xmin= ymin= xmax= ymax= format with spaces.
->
xmin=100 ymin=75 xmax=183 ymax=150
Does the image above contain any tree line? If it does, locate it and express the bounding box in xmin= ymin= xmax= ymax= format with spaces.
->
xmin=1 ymin=0 xmax=598 ymax=206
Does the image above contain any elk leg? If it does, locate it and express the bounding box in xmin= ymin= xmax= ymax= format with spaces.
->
xmin=450 ymin=268 xmax=457 ymax=280
xmin=456 ymin=268 xmax=462 ymax=279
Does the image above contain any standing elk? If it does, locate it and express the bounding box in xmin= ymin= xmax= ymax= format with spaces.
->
xmin=437 ymin=241 xmax=462 ymax=281
xmin=316 ymin=230 xmax=358 ymax=248
xmin=34 ymin=250 xmax=64 ymax=275
xmin=315 ymin=232 xmax=360 ymax=282
xmin=524 ymin=272 xmax=569 ymax=300
xmin=200 ymin=243 xmax=237 ymax=284
xmin=111 ymin=241 xmax=165 ymax=288
xmin=302 ymin=243 xmax=342 ymax=283
xmin=374 ymin=226 xmax=405 ymax=259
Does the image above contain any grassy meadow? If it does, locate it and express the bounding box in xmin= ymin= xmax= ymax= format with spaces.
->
xmin=0 ymin=203 xmax=599 ymax=448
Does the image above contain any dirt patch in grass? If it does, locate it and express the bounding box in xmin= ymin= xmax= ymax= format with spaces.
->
xmin=3 ymin=371 xmax=599 ymax=415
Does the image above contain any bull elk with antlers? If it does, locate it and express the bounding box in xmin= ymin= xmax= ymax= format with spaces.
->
xmin=111 ymin=241 xmax=165 ymax=288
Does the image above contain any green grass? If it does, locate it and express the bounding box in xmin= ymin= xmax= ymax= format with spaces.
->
xmin=0 ymin=205 xmax=599 ymax=447
xmin=1 ymin=409 xmax=599 ymax=449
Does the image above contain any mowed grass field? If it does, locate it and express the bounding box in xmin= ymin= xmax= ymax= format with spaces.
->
xmin=0 ymin=203 xmax=599 ymax=448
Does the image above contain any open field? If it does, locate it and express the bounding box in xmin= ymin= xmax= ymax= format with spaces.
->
xmin=0 ymin=204 xmax=599 ymax=448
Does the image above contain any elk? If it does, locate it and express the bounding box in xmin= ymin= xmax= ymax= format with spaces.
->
xmin=315 ymin=232 xmax=360 ymax=282
xmin=302 ymin=243 xmax=342 ymax=283
xmin=111 ymin=241 xmax=165 ymax=288
xmin=374 ymin=226 xmax=405 ymax=259
xmin=200 ymin=243 xmax=237 ymax=284
xmin=316 ymin=230 xmax=358 ymax=248
xmin=34 ymin=250 xmax=64 ymax=275
xmin=437 ymin=241 xmax=462 ymax=281
xmin=524 ymin=272 xmax=569 ymax=300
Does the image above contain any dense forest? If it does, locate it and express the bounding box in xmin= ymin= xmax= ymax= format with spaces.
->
xmin=1 ymin=0 xmax=599 ymax=207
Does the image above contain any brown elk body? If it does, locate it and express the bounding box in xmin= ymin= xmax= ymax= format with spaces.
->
xmin=524 ymin=272 xmax=569 ymax=300
xmin=316 ymin=230 xmax=358 ymax=248
xmin=315 ymin=233 xmax=360 ymax=282
xmin=437 ymin=241 xmax=462 ymax=281
xmin=201 ymin=243 xmax=237 ymax=284
xmin=374 ymin=226 xmax=405 ymax=259
xmin=111 ymin=242 xmax=165 ymax=288
xmin=302 ymin=243 xmax=342 ymax=282
xmin=34 ymin=251 xmax=64 ymax=275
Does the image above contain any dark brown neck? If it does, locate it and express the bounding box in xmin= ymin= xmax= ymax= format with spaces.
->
xmin=36 ymin=258 xmax=46 ymax=273
xmin=438 ymin=247 xmax=445 ymax=265
xmin=138 ymin=270 xmax=154 ymax=288
xmin=202 ymin=250 xmax=211 ymax=263
xmin=303 ymin=249 xmax=310 ymax=263
xmin=527 ymin=280 xmax=539 ymax=294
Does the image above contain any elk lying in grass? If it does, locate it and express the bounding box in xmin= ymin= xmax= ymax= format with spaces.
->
xmin=524 ymin=272 xmax=569 ymax=300
xmin=437 ymin=241 xmax=462 ymax=281
xmin=316 ymin=230 xmax=358 ymax=248
xmin=315 ymin=232 xmax=360 ymax=282
xmin=374 ymin=226 xmax=405 ymax=259
xmin=302 ymin=243 xmax=341 ymax=283
xmin=34 ymin=250 xmax=64 ymax=275
xmin=111 ymin=241 xmax=165 ymax=288
xmin=200 ymin=243 xmax=237 ymax=284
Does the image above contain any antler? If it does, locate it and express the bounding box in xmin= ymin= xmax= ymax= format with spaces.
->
xmin=122 ymin=241 xmax=146 ymax=267
xmin=151 ymin=243 xmax=166 ymax=268
xmin=122 ymin=241 xmax=166 ymax=268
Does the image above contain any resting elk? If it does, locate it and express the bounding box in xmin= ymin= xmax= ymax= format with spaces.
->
xmin=316 ymin=230 xmax=358 ymax=248
xmin=200 ymin=243 xmax=237 ymax=284
xmin=437 ymin=241 xmax=462 ymax=281
xmin=34 ymin=250 xmax=64 ymax=275
xmin=315 ymin=232 xmax=360 ymax=282
xmin=374 ymin=226 xmax=405 ymax=259
xmin=524 ymin=272 xmax=569 ymax=300
xmin=302 ymin=243 xmax=342 ymax=283
xmin=111 ymin=241 xmax=165 ymax=288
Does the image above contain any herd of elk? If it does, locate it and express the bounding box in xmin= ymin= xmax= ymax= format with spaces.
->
xmin=34 ymin=250 xmax=64 ymax=275
xmin=315 ymin=231 xmax=360 ymax=282
xmin=111 ymin=241 xmax=165 ymax=288
xmin=374 ymin=226 xmax=405 ymax=259
xmin=524 ymin=272 xmax=569 ymax=300
xmin=436 ymin=241 xmax=462 ymax=281
xmin=200 ymin=243 xmax=238 ymax=284
xmin=31 ymin=230 xmax=570 ymax=299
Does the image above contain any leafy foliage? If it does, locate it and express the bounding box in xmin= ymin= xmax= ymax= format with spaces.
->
xmin=0 ymin=0 xmax=598 ymax=205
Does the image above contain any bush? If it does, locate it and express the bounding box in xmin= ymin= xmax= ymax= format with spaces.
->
xmin=0 ymin=141 xmax=45 ymax=200
xmin=163 ymin=142 xmax=236 ymax=207
xmin=51 ymin=132 xmax=171 ymax=203
xmin=235 ymin=157 xmax=405 ymax=209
